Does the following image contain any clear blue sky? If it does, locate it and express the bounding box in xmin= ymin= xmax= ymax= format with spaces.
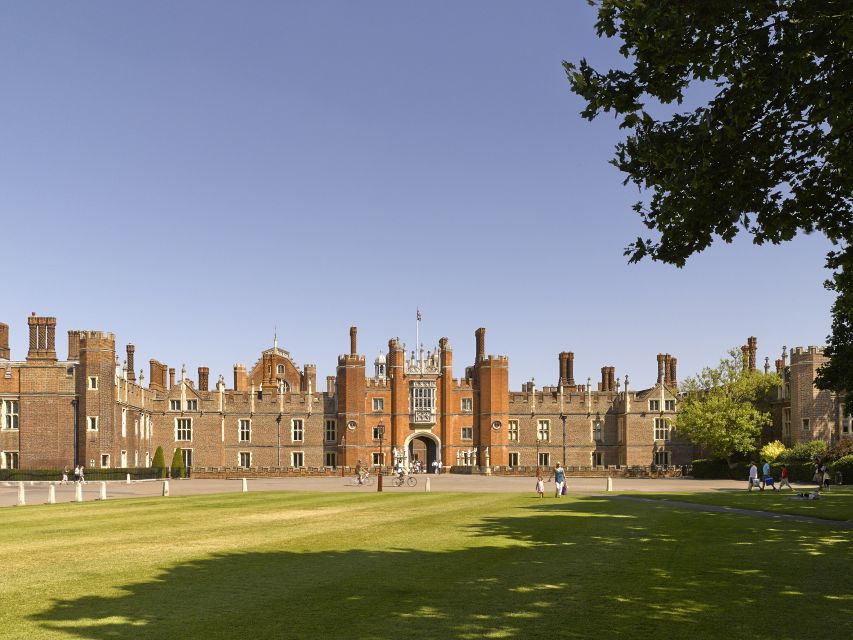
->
xmin=0 ymin=1 xmax=835 ymax=390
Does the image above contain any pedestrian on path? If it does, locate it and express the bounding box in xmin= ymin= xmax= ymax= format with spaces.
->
xmin=73 ymin=465 xmax=81 ymax=483
xmin=61 ymin=466 xmax=69 ymax=485
xmin=535 ymin=476 xmax=544 ymax=498
xmin=747 ymin=462 xmax=759 ymax=491
xmin=79 ymin=465 xmax=86 ymax=485
xmin=554 ymin=463 xmax=566 ymax=497
xmin=778 ymin=465 xmax=793 ymax=490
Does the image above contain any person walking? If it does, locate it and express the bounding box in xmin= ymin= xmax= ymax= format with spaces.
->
xmin=554 ymin=463 xmax=566 ymax=497
xmin=778 ymin=465 xmax=793 ymax=490
xmin=61 ymin=466 xmax=69 ymax=485
xmin=747 ymin=462 xmax=759 ymax=491
xmin=761 ymin=460 xmax=774 ymax=490
xmin=535 ymin=476 xmax=545 ymax=498
xmin=73 ymin=465 xmax=81 ymax=483
xmin=79 ymin=465 xmax=86 ymax=485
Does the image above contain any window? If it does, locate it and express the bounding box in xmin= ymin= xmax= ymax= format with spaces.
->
xmin=239 ymin=452 xmax=251 ymax=468
xmin=87 ymin=416 xmax=99 ymax=431
xmin=3 ymin=452 xmax=19 ymax=469
xmin=292 ymin=451 xmax=304 ymax=468
xmin=176 ymin=418 xmax=192 ymax=441
xmin=537 ymin=420 xmax=550 ymax=441
xmin=325 ymin=452 xmax=337 ymax=468
xmin=649 ymin=399 xmax=660 ymax=412
xmin=654 ymin=418 xmax=670 ymax=441
xmin=292 ymin=419 xmax=304 ymax=442
xmin=508 ymin=420 xmax=519 ymax=442
xmin=592 ymin=420 xmax=603 ymax=442
xmin=324 ymin=419 xmax=336 ymax=442
xmin=134 ymin=419 xmax=139 ymax=438
xmin=461 ymin=427 xmax=473 ymax=440
xmin=373 ymin=397 xmax=384 ymax=412
xmin=842 ymin=408 xmax=852 ymax=436
xmin=121 ymin=409 xmax=127 ymax=438
xmin=277 ymin=364 xmax=285 ymax=375
xmin=66 ymin=366 xmax=74 ymax=377
xmin=2 ymin=400 xmax=19 ymax=429
xmin=186 ymin=399 xmax=197 ymax=412
xmin=169 ymin=399 xmax=181 ymax=411
xmin=372 ymin=452 xmax=384 ymax=466
xmin=508 ymin=452 xmax=519 ymax=467
xmin=257 ymin=389 xmax=263 ymax=400
xmin=461 ymin=398 xmax=473 ymax=412
xmin=101 ymin=454 xmax=110 ymax=468
xmin=654 ymin=450 xmax=671 ymax=466
xmin=665 ymin=399 xmax=676 ymax=412
xmin=802 ymin=418 xmax=811 ymax=434
xmin=410 ymin=380 xmax=436 ymax=423
xmin=538 ymin=452 xmax=550 ymax=467
xmin=239 ymin=419 xmax=251 ymax=442
xmin=591 ymin=452 xmax=603 ymax=467
xmin=88 ymin=376 xmax=98 ymax=390
xmin=372 ymin=426 xmax=384 ymax=440
xmin=181 ymin=449 xmax=193 ymax=468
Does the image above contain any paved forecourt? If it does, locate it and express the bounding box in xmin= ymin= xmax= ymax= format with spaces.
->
xmin=0 ymin=474 xmax=798 ymax=507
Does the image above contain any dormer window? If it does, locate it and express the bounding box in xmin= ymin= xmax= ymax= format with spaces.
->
xmin=169 ymin=400 xmax=181 ymax=411
xmin=649 ymin=399 xmax=660 ymax=412
xmin=186 ymin=400 xmax=197 ymax=412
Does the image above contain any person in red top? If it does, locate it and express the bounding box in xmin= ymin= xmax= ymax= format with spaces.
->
xmin=778 ymin=464 xmax=793 ymax=491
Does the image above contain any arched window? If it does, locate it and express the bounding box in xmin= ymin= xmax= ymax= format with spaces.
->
xmin=277 ymin=364 xmax=285 ymax=375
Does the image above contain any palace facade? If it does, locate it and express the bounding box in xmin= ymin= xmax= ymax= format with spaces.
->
xmin=0 ymin=314 xmax=849 ymax=473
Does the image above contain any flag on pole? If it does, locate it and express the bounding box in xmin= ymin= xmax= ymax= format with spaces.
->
xmin=417 ymin=308 xmax=422 ymax=322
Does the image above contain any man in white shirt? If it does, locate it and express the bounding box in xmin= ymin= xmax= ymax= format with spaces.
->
xmin=747 ymin=462 xmax=759 ymax=491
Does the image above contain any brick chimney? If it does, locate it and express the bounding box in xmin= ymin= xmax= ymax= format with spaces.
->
xmin=349 ymin=326 xmax=358 ymax=355
xmin=668 ymin=357 xmax=677 ymax=386
xmin=657 ymin=354 xmax=665 ymax=384
xmin=0 ymin=323 xmax=9 ymax=359
xmin=169 ymin=367 xmax=175 ymax=389
xmin=126 ymin=345 xmax=136 ymax=382
xmin=26 ymin=313 xmax=57 ymax=361
xmin=198 ymin=367 xmax=209 ymax=392
xmin=741 ymin=345 xmax=749 ymax=371
xmin=559 ymin=352 xmax=569 ymax=384
xmin=475 ymin=327 xmax=486 ymax=362
xmin=748 ymin=336 xmax=757 ymax=372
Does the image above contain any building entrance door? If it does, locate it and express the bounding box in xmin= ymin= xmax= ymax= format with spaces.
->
xmin=407 ymin=435 xmax=437 ymax=471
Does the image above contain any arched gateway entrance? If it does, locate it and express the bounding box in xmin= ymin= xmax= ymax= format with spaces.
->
xmin=402 ymin=432 xmax=441 ymax=471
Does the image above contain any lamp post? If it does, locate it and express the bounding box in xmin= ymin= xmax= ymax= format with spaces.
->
xmin=340 ymin=433 xmax=346 ymax=477
xmin=561 ymin=413 xmax=567 ymax=471
xmin=377 ymin=425 xmax=385 ymax=492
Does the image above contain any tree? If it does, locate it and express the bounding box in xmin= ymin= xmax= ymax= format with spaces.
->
xmin=170 ymin=448 xmax=186 ymax=479
xmin=565 ymin=1 xmax=852 ymax=409
xmin=677 ymin=349 xmax=781 ymax=463
xmin=152 ymin=446 xmax=167 ymax=478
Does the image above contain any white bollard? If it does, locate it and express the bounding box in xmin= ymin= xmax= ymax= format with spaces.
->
xmin=126 ymin=473 xmax=131 ymax=485
xmin=242 ymin=477 xmax=248 ymax=493
xmin=606 ymin=476 xmax=613 ymax=492
xmin=425 ymin=477 xmax=431 ymax=493
xmin=48 ymin=484 xmax=56 ymax=504
xmin=17 ymin=482 xmax=25 ymax=506
xmin=99 ymin=481 xmax=107 ymax=500
xmin=162 ymin=480 xmax=170 ymax=497
xmin=75 ymin=482 xmax=83 ymax=502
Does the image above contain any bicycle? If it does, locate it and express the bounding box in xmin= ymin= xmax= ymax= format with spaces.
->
xmin=392 ymin=475 xmax=417 ymax=488
xmin=350 ymin=472 xmax=374 ymax=486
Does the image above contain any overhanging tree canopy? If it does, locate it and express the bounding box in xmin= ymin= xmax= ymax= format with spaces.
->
xmin=565 ymin=0 xmax=852 ymax=408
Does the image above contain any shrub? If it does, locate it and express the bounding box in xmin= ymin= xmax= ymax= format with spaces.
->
xmin=828 ymin=439 xmax=853 ymax=462
xmin=760 ymin=440 xmax=786 ymax=462
xmin=778 ymin=440 xmax=827 ymax=463
xmin=690 ymin=459 xmax=748 ymax=480
xmin=170 ymin=448 xmax=186 ymax=479
xmin=829 ymin=455 xmax=853 ymax=484
xmin=152 ymin=446 xmax=167 ymax=478
xmin=769 ymin=461 xmax=815 ymax=483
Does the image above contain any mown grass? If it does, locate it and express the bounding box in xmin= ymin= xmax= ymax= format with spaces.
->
xmin=2 ymin=491 xmax=851 ymax=640
xmin=636 ymin=486 xmax=853 ymax=522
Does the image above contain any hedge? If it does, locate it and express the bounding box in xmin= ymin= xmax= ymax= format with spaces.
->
xmin=829 ymin=455 xmax=853 ymax=484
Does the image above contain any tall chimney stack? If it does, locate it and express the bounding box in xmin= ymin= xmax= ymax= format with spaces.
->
xmin=126 ymin=345 xmax=136 ymax=382
xmin=169 ymin=367 xmax=175 ymax=389
xmin=656 ymin=354 xmax=665 ymax=384
xmin=475 ymin=327 xmax=486 ymax=362
xmin=198 ymin=367 xmax=209 ymax=392
xmin=349 ymin=326 xmax=357 ymax=355
xmin=741 ymin=345 xmax=749 ymax=372
xmin=601 ymin=366 xmax=608 ymax=392
xmin=567 ymin=352 xmax=575 ymax=386
xmin=668 ymin=357 xmax=677 ymax=386
xmin=0 ymin=323 xmax=9 ymax=359
xmin=559 ymin=352 xmax=569 ymax=384
xmin=748 ymin=336 xmax=757 ymax=372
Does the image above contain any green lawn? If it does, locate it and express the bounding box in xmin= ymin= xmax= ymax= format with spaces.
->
xmin=636 ymin=486 xmax=853 ymax=522
xmin=2 ymin=492 xmax=851 ymax=640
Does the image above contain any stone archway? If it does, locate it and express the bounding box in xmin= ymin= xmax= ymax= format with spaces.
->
xmin=403 ymin=431 xmax=441 ymax=471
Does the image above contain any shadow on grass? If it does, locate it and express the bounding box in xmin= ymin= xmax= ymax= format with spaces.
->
xmin=31 ymin=497 xmax=853 ymax=639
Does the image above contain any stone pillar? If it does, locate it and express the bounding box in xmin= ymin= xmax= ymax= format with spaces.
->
xmin=350 ymin=326 xmax=358 ymax=355
xmin=198 ymin=367 xmax=209 ymax=392
xmin=126 ymin=345 xmax=136 ymax=382
xmin=475 ymin=327 xmax=486 ymax=362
